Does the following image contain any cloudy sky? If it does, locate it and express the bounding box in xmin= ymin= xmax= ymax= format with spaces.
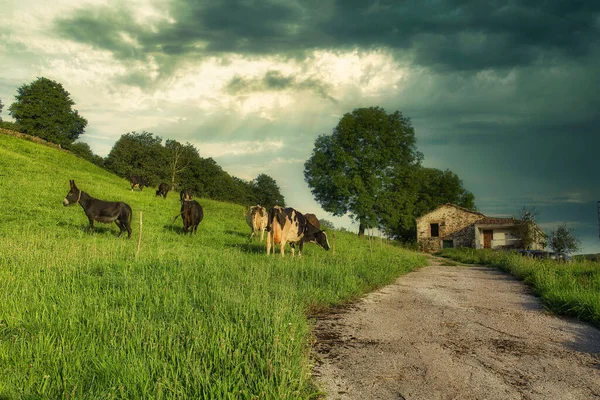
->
xmin=2 ymin=0 xmax=599 ymax=253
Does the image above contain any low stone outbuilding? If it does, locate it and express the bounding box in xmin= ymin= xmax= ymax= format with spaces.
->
xmin=416 ymin=204 xmax=545 ymax=253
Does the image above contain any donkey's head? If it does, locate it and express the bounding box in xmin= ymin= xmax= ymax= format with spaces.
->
xmin=63 ymin=180 xmax=82 ymax=206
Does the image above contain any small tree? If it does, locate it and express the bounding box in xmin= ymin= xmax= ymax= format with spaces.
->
xmin=0 ymin=98 xmax=4 ymax=121
xmin=165 ymin=139 xmax=198 ymax=189
xmin=9 ymin=77 xmax=87 ymax=146
xmin=548 ymin=223 xmax=580 ymax=256
xmin=320 ymin=219 xmax=335 ymax=230
xmin=513 ymin=206 xmax=545 ymax=250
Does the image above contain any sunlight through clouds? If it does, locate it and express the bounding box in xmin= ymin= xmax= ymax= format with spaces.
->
xmin=190 ymin=139 xmax=284 ymax=158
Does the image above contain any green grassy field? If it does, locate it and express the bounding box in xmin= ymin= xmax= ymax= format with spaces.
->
xmin=439 ymin=248 xmax=600 ymax=328
xmin=0 ymin=133 xmax=427 ymax=399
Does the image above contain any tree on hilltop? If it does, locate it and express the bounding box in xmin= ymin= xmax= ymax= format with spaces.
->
xmin=9 ymin=77 xmax=87 ymax=146
xmin=66 ymin=141 xmax=105 ymax=168
xmin=165 ymin=139 xmax=198 ymax=189
xmin=105 ymin=131 xmax=167 ymax=185
xmin=252 ymin=174 xmax=285 ymax=209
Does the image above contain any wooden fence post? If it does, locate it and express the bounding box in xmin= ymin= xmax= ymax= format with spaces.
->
xmin=332 ymin=232 xmax=336 ymax=256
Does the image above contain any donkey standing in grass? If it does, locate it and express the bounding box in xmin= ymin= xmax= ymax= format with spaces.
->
xmin=63 ymin=180 xmax=132 ymax=238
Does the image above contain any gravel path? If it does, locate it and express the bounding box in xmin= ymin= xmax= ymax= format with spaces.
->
xmin=312 ymin=256 xmax=600 ymax=399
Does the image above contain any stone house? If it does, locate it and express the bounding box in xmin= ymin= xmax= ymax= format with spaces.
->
xmin=416 ymin=204 xmax=545 ymax=253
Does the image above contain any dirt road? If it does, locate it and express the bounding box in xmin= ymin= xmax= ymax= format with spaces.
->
xmin=312 ymin=257 xmax=600 ymax=399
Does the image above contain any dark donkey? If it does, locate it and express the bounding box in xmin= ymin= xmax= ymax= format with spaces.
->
xmin=63 ymin=180 xmax=133 ymax=238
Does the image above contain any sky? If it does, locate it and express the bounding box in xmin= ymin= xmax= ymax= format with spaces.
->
xmin=1 ymin=0 xmax=599 ymax=253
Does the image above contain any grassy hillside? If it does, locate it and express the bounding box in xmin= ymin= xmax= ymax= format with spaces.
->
xmin=0 ymin=132 xmax=427 ymax=399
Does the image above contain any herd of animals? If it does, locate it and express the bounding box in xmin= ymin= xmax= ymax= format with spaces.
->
xmin=62 ymin=177 xmax=330 ymax=256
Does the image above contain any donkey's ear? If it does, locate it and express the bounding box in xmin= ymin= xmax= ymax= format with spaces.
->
xmin=69 ymin=180 xmax=74 ymax=186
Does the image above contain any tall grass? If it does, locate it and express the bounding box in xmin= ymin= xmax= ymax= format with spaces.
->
xmin=439 ymin=248 xmax=600 ymax=328
xmin=0 ymin=133 xmax=427 ymax=399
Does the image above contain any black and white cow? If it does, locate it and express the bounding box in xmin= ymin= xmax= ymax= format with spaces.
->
xmin=266 ymin=206 xmax=329 ymax=256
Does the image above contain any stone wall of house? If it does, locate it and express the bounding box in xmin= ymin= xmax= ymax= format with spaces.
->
xmin=416 ymin=205 xmax=484 ymax=253
xmin=447 ymin=224 xmax=476 ymax=248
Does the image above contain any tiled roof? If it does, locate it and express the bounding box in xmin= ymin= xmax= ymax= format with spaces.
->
xmin=476 ymin=217 xmax=517 ymax=225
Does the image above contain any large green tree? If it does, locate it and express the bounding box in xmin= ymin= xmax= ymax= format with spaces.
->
xmin=252 ymin=174 xmax=285 ymax=209
xmin=413 ymin=168 xmax=476 ymax=217
xmin=105 ymin=131 xmax=167 ymax=185
xmin=8 ymin=77 xmax=87 ymax=146
xmin=304 ymin=107 xmax=422 ymax=236
xmin=374 ymin=166 xmax=476 ymax=240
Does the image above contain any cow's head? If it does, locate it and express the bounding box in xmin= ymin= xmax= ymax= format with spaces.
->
xmin=313 ymin=230 xmax=330 ymax=251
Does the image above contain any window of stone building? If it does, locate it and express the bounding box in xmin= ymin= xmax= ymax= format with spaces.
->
xmin=430 ymin=223 xmax=439 ymax=237
xmin=443 ymin=240 xmax=454 ymax=248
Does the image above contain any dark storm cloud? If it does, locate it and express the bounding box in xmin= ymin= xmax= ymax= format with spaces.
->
xmin=225 ymin=70 xmax=336 ymax=101
xmin=54 ymin=0 xmax=600 ymax=75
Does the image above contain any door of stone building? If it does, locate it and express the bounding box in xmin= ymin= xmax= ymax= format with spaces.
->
xmin=483 ymin=230 xmax=493 ymax=248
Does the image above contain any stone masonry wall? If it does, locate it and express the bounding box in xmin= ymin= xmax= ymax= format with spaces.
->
xmin=416 ymin=205 xmax=484 ymax=253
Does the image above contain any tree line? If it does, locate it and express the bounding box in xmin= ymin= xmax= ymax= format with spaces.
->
xmin=105 ymin=131 xmax=285 ymax=208
xmin=0 ymin=77 xmax=285 ymax=209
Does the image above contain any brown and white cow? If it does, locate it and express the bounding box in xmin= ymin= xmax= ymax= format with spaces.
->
xmin=266 ymin=206 xmax=330 ymax=256
xmin=304 ymin=213 xmax=320 ymax=230
xmin=246 ymin=205 xmax=268 ymax=241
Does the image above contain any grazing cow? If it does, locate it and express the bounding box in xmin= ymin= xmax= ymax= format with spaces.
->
xmin=156 ymin=183 xmax=169 ymax=198
xmin=246 ymin=205 xmax=268 ymax=241
xmin=304 ymin=213 xmax=320 ymax=230
xmin=182 ymin=199 xmax=203 ymax=234
xmin=63 ymin=180 xmax=132 ymax=238
xmin=130 ymin=176 xmax=147 ymax=191
xmin=266 ymin=206 xmax=329 ymax=256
